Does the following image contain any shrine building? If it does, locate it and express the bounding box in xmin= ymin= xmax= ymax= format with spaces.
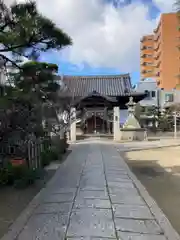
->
xmin=60 ymin=74 xmax=146 ymax=141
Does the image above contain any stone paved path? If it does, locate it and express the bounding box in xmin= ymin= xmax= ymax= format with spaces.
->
xmin=1 ymin=142 xmax=180 ymax=240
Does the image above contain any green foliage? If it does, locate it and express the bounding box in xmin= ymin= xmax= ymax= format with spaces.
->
xmin=158 ymin=115 xmax=172 ymax=131
xmin=11 ymin=61 xmax=60 ymax=98
xmin=134 ymin=103 xmax=142 ymax=121
xmin=0 ymin=1 xmax=71 ymax=159
xmin=13 ymin=166 xmax=38 ymax=188
xmin=0 ymin=162 xmax=39 ymax=188
xmin=41 ymin=147 xmax=59 ymax=167
xmin=0 ymin=1 xmax=72 ymax=64
xmin=0 ymin=91 xmax=44 ymax=142
xmin=0 ymin=165 xmax=13 ymax=185
xmin=55 ymin=135 xmax=69 ymax=154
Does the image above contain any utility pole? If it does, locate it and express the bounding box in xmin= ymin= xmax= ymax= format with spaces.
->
xmin=174 ymin=111 xmax=177 ymax=139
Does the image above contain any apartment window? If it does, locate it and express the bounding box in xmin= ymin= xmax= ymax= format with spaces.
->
xmin=145 ymin=62 xmax=152 ymax=66
xmin=151 ymin=91 xmax=156 ymax=98
xmin=145 ymin=54 xmax=153 ymax=58
xmin=146 ymin=46 xmax=153 ymax=50
xmin=147 ymin=37 xmax=153 ymax=41
xmin=145 ymin=90 xmax=150 ymax=99
xmin=147 ymin=70 xmax=153 ymax=73
xmin=165 ymin=93 xmax=174 ymax=102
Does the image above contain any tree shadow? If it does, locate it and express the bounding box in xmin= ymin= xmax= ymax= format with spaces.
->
xmin=121 ymin=151 xmax=180 ymax=235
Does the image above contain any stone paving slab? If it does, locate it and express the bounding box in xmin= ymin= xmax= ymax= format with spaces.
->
xmin=115 ymin=218 xmax=163 ymax=234
xmin=49 ymin=188 xmax=77 ymax=194
xmin=107 ymin=181 xmax=135 ymax=189
xmin=76 ymin=190 xmax=108 ymax=200
xmin=67 ymin=209 xmax=116 ymax=238
xmin=34 ymin=202 xmax=72 ymax=214
xmin=118 ymin=232 xmax=167 ymax=240
xmin=1 ymin=142 xmax=180 ymax=240
xmin=17 ymin=214 xmax=68 ymax=240
xmin=113 ymin=204 xmax=154 ymax=219
xmin=109 ymin=192 xmax=146 ymax=205
xmin=43 ymin=192 xmax=75 ymax=203
xmin=74 ymin=198 xmax=111 ymax=209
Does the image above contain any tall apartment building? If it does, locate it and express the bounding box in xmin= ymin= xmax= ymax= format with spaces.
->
xmin=140 ymin=34 xmax=154 ymax=79
xmin=140 ymin=13 xmax=180 ymax=90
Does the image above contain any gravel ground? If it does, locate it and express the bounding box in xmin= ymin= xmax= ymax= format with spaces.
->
xmin=123 ymin=146 xmax=180 ymax=235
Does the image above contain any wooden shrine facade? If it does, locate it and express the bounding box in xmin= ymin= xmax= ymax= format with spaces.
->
xmin=59 ymin=74 xmax=146 ymax=139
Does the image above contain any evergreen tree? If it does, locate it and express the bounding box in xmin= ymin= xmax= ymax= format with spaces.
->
xmin=0 ymin=0 xmax=71 ymax=67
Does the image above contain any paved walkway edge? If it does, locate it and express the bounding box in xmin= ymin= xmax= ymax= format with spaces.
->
xmin=119 ymin=143 xmax=180 ymax=152
xmin=118 ymin=148 xmax=180 ymax=240
xmin=1 ymin=143 xmax=180 ymax=240
xmin=0 ymin=164 xmax=64 ymax=240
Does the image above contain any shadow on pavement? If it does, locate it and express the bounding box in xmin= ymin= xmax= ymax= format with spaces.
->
xmin=121 ymin=151 xmax=180 ymax=235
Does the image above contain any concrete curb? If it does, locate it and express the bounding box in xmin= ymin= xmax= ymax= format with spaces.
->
xmin=0 ymin=187 xmax=46 ymax=240
xmin=117 ymin=148 xmax=180 ymax=240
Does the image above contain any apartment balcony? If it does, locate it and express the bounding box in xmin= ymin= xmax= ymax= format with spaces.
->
xmin=140 ymin=53 xmax=153 ymax=59
xmin=141 ymin=44 xmax=153 ymax=50
xmin=156 ymin=71 xmax=160 ymax=77
xmin=141 ymin=69 xmax=154 ymax=75
xmin=140 ymin=37 xmax=145 ymax=42
xmin=154 ymin=33 xmax=161 ymax=42
xmin=141 ymin=62 xmax=153 ymax=67
xmin=154 ymin=51 xmax=161 ymax=60
xmin=141 ymin=70 xmax=146 ymax=74
xmin=154 ymin=59 xmax=161 ymax=68
xmin=140 ymin=45 xmax=146 ymax=50
xmin=154 ymin=42 xmax=161 ymax=51
xmin=140 ymin=36 xmax=154 ymax=42
xmin=157 ymin=80 xmax=161 ymax=86
xmin=154 ymin=22 xmax=161 ymax=34
xmin=141 ymin=50 xmax=154 ymax=57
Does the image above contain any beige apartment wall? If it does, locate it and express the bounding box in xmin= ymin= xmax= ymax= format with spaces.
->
xmin=140 ymin=13 xmax=180 ymax=90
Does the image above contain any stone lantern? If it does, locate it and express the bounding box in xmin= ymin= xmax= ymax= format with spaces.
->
xmin=120 ymin=96 xmax=147 ymax=141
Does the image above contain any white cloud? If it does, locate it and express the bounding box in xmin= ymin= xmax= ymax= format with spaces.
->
xmin=152 ymin=0 xmax=174 ymax=13
xmin=5 ymin=0 xmax=175 ymax=72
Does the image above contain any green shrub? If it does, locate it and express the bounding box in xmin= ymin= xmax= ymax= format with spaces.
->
xmin=0 ymin=163 xmax=39 ymax=188
xmin=0 ymin=163 xmax=14 ymax=185
xmin=59 ymin=136 xmax=69 ymax=154
xmin=0 ymin=168 xmax=10 ymax=185
xmin=49 ymin=146 xmax=59 ymax=160
xmin=13 ymin=167 xmax=37 ymax=189
xmin=41 ymin=147 xmax=59 ymax=167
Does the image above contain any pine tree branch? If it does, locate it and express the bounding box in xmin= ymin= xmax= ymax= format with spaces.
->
xmin=0 ymin=54 xmax=22 ymax=69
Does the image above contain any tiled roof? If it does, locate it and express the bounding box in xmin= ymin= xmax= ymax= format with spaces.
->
xmin=61 ymin=74 xmax=133 ymax=97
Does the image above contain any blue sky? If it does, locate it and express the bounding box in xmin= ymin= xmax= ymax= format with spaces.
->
xmin=37 ymin=0 xmax=173 ymax=85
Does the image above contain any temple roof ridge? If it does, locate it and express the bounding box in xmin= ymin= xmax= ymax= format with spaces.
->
xmin=62 ymin=73 xmax=130 ymax=79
